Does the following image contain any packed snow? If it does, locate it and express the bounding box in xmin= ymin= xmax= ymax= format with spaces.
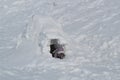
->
xmin=0 ymin=0 xmax=120 ymax=80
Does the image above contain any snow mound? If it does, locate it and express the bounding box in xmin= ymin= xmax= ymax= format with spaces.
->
xmin=4 ymin=16 xmax=71 ymax=67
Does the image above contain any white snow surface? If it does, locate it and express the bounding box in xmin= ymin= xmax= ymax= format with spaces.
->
xmin=0 ymin=0 xmax=120 ymax=80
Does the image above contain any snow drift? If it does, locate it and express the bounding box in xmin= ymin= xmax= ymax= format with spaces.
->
xmin=0 ymin=0 xmax=120 ymax=80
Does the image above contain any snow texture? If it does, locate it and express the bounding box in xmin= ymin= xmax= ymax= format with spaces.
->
xmin=0 ymin=0 xmax=120 ymax=80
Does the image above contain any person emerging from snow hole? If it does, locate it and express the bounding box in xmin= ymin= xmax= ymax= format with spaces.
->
xmin=50 ymin=39 xmax=65 ymax=59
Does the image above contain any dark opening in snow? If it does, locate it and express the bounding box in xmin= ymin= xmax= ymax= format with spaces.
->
xmin=49 ymin=39 xmax=65 ymax=59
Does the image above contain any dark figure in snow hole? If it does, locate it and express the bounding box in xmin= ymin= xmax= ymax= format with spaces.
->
xmin=50 ymin=39 xmax=65 ymax=59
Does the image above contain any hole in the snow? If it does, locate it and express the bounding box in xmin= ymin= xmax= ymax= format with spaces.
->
xmin=49 ymin=39 xmax=65 ymax=59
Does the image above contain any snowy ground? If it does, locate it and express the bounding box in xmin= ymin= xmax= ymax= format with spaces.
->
xmin=0 ymin=0 xmax=120 ymax=80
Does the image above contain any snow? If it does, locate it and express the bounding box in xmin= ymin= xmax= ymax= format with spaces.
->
xmin=0 ymin=0 xmax=120 ymax=80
